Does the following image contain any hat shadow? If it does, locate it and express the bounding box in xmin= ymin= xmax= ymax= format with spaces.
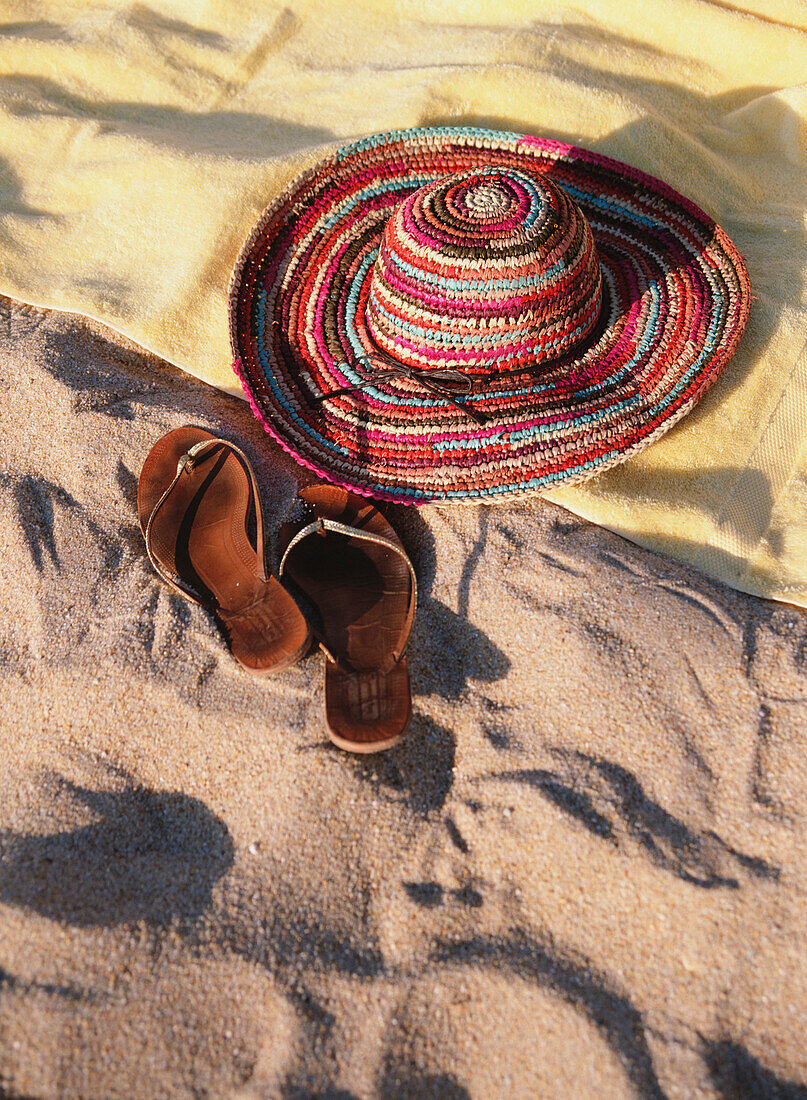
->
xmin=574 ymin=462 xmax=784 ymax=569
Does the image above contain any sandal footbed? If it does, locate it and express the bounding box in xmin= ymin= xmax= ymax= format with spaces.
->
xmin=282 ymin=486 xmax=413 ymax=750
xmin=139 ymin=427 xmax=311 ymax=673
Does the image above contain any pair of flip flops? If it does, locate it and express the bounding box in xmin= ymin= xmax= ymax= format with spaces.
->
xmin=137 ymin=427 xmax=415 ymax=753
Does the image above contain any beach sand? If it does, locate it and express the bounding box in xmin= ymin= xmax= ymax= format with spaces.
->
xmin=1 ymin=293 xmax=806 ymax=1099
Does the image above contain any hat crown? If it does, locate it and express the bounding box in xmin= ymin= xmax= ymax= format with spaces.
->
xmin=365 ymin=166 xmax=604 ymax=373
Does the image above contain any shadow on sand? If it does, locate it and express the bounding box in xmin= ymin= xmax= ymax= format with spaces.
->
xmin=487 ymin=748 xmax=781 ymax=889
xmin=0 ymin=775 xmax=233 ymax=926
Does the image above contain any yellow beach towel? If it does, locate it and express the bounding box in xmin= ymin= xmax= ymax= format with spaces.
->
xmin=1 ymin=1 xmax=805 ymax=606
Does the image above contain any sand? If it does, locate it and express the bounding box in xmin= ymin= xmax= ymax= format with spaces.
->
xmin=0 ymin=293 xmax=806 ymax=1099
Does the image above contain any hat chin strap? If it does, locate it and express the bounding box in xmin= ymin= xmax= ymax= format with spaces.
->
xmin=312 ymin=350 xmax=491 ymax=425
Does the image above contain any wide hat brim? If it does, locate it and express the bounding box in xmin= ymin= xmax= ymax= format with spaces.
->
xmin=229 ymin=127 xmax=751 ymax=504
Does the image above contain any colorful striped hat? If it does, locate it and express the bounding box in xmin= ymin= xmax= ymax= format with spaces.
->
xmin=229 ymin=127 xmax=751 ymax=503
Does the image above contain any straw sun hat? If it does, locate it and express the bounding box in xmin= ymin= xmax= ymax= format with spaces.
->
xmin=229 ymin=126 xmax=750 ymax=503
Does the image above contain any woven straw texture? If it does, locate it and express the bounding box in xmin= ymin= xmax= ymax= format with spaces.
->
xmin=230 ymin=128 xmax=750 ymax=503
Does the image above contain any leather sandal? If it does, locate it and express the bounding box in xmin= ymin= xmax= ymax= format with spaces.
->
xmin=138 ymin=426 xmax=311 ymax=674
xmin=279 ymin=486 xmax=416 ymax=753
